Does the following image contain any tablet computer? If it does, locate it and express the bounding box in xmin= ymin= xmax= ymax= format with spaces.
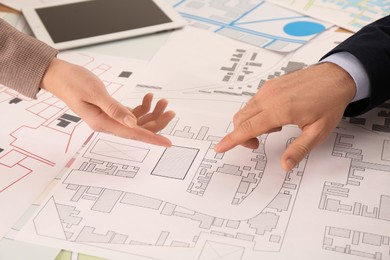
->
xmin=22 ymin=0 xmax=186 ymax=50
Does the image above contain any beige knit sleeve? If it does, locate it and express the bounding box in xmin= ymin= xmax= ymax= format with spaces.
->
xmin=0 ymin=18 xmax=58 ymax=99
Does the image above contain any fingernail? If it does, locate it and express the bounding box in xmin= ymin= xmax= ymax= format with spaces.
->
xmin=162 ymin=139 xmax=172 ymax=147
xmin=286 ymin=158 xmax=296 ymax=171
xmin=214 ymin=143 xmax=221 ymax=152
xmin=124 ymin=115 xmax=136 ymax=128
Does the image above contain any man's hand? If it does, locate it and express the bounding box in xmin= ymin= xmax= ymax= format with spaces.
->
xmin=41 ymin=58 xmax=175 ymax=147
xmin=215 ymin=62 xmax=356 ymax=172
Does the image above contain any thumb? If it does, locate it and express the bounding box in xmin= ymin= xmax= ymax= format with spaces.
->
xmin=281 ymin=129 xmax=320 ymax=172
xmin=101 ymin=96 xmax=137 ymax=128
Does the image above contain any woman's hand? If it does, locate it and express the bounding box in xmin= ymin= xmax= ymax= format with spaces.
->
xmin=41 ymin=58 xmax=175 ymax=147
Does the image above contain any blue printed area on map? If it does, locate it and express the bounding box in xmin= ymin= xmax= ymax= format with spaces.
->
xmin=169 ymin=0 xmax=330 ymax=52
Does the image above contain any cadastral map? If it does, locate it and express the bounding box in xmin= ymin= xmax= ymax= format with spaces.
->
xmin=16 ymin=27 xmax=390 ymax=260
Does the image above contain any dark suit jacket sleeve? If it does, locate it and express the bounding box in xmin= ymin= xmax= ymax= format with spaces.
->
xmin=321 ymin=15 xmax=390 ymax=117
xmin=0 ymin=19 xmax=58 ymax=98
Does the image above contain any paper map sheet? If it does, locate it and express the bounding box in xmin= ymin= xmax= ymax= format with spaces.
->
xmin=167 ymin=0 xmax=331 ymax=52
xmin=0 ymin=51 xmax=146 ymax=238
xmin=268 ymin=0 xmax=390 ymax=32
xmin=17 ymin=28 xmax=390 ymax=260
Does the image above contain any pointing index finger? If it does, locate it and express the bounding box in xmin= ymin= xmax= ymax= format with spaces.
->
xmin=215 ymin=110 xmax=281 ymax=153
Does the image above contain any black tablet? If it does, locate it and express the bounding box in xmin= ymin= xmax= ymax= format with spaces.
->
xmin=22 ymin=0 xmax=186 ymax=50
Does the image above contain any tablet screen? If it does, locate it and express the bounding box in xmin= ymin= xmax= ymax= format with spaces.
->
xmin=35 ymin=0 xmax=173 ymax=43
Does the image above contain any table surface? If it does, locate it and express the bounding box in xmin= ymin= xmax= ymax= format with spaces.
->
xmin=0 ymin=4 xmax=19 ymax=13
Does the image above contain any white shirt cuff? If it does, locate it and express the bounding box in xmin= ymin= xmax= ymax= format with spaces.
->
xmin=321 ymin=52 xmax=370 ymax=102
